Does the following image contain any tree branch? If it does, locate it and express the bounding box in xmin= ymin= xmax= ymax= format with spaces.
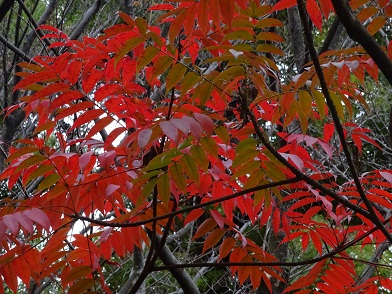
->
xmin=330 ymin=0 xmax=392 ymax=86
xmin=296 ymin=0 xmax=392 ymax=243
xmin=69 ymin=0 xmax=102 ymax=40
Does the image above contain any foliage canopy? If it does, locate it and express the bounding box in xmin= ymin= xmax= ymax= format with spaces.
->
xmin=1 ymin=0 xmax=392 ymax=293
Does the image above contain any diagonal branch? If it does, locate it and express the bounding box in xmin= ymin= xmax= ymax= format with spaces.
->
xmin=0 ymin=34 xmax=32 ymax=62
xmin=296 ymin=0 xmax=392 ymax=243
xmin=330 ymin=0 xmax=392 ymax=86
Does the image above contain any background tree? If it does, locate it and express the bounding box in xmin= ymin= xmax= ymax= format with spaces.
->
xmin=1 ymin=0 xmax=392 ymax=293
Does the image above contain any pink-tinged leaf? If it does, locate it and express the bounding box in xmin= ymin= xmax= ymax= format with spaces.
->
xmin=98 ymin=150 xmax=116 ymax=170
xmin=138 ymin=129 xmax=152 ymax=149
xmin=317 ymin=140 xmax=333 ymax=159
xmin=0 ymin=220 xmax=7 ymax=241
xmin=380 ymin=171 xmax=392 ymax=184
xmin=24 ymin=208 xmax=50 ymax=231
xmin=99 ymin=227 xmax=113 ymax=243
xmin=171 ymin=118 xmax=190 ymax=135
xmin=160 ymin=121 xmax=179 ymax=142
xmin=15 ymin=212 xmax=34 ymax=234
xmin=3 ymin=214 xmax=19 ymax=235
xmin=210 ymin=210 xmax=225 ymax=229
xmin=106 ymin=184 xmax=120 ymax=197
xmin=79 ymin=151 xmax=94 ymax=171
xmin=194 ymin=113 xmax=215 ymax=136
xmin=280 ymin=153 xmax=304 ymax=171
xmin=271 ymin=0 xmax=296 ymax=12
xmin=182 ymin=116 xmax=202 ymax=140
xmin=307 ymin=0 xmax=323 ymax=31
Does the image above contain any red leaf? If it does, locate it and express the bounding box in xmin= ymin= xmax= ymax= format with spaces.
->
xmin=271 ymin=0 xmax=296 ymax=12
xmin=2 ymin=263 xmax=18 ymax=293
xmin=184 ymin=209 xmax=204 ymax=225
xmin=210 ymin=210 xmax=225 ymax=228
xmin=307 ymin=0 xmax=323 ymax=31
xmin=15 ymin=212 xmax=33 ymax=234
xmin=79 ymin=151 xmax=94 ymax=171
xmin=219 ymin=0 xmax=235 ymax=27
xmin=94 ymin=84 xmax=122 ymax=102
xmin=323 ymin=123 xmax=334 ymax=142
xmin=14 ymin=69 xmax=58 ymax=91
xmin=148 ymin=3 xmax=175 ymax=11
xmin=202 ymin=228 xmax=225 ymax=253
xmin=82 ymin=67 xmax=103 ymax=93
xmin=219 ymin=237 xmax=236 ymax=259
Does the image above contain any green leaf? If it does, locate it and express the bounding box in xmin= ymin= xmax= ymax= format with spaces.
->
xmin=312 ymin=90 xmax=325 ymax=119
xmin=166 ymin=63 xmax=188 ymax=94
xmin=147 ymin=149 xmax=180 ymax=171
xmin=137 ymin=46 xmax=160 ymax=72
xmin=190 ymin=145 xmax=209 ymax=171
xmin=16 ymin=154 xmax=47 ymax=172
xmin=264 ymin=161 xmax=285 ymax=181
xmin=26 ymin=164 xmax=54 ymax=185
xmin=169 ymin=162 xmax=187 ymax=192
xmin=215 ymin=125 xmax=231 ymax=143
xmin=200 ymin=137 xmax=218 ymax=158
xmin=115 ymin=36 xmax=144 ymax=66
xmin=37 ymin=174 xmax=61 ymax=191
xmin=141 ymin=177 xmax=159 ymax=197
xmin=6 ymin=146 xmax=39 ymax=163
xmin=194 ymin=81 xmax=214 ymax=106
xmin=157 ymin=173 xmax=170 ymax=205
xmin=68 ymin=278 xmax=95 ymax=294
xmin=223 ymin=30 xmax=254 ymax=41
xmin=181 ymin=72 xmax=201 ymax=95
xmin=179 ymin=154 xmax=199 ymax=183
xmin=232 ymin=150 xmax=259 ymax=169
xmin=235 ymin=138 xmax=257 ymax=154
xmin=151 ymin=55 xmax=173 ymax=79
xmin=232 ymin=160 xmax=260 ymax=178
xmin=213 ymin=66 xmax=245 ymax=85
xmin=329 ymin=90 xmax=344 ymax=119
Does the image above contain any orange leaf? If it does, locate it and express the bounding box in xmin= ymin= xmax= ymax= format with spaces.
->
xmin=202 ymin=228 xmax=226 ymax=253
xmin=193 ymin=218 xmax=217 ymax=240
